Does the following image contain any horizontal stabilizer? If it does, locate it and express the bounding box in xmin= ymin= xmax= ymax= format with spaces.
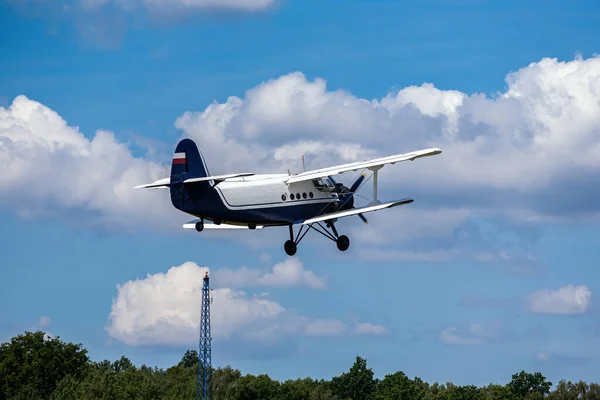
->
xmin=183 ymin=219 xmax=264 ymax=230
xmin=134 ymin=173 xmax=255 ymax=189
xmin=302 ymin=198 xmax=413 ymax=225
xmin=133 ymin=177 xmax=170 ymax=189
xmin=184 ymin=173 xmax=255 ymax=184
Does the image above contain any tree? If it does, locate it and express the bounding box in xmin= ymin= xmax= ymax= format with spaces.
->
xmin=213 ymin=365 xmax=242 ymax=399
xmin=0 ymin=331 xmax=89 ymax=399
xmin=277 ymin=377 xmax=316 ymax=400
xmin=331 ymin=356 xmax=376 ymax=400
xmin=481 ymin=383 xmax=514 ymax=399
xmin=373 ymin=371 xmax=428 ymax=400
xmin=178 ymin=349 xmax=198 ymax=369
xmin=508 ymin=371 xmax=552 ymax=399
xmin=2 ymin=330 xmax=600 ymax=400
xmin=443 ymin=384 xmax=487 ymax=400
xmin=228 ymin=373 xmax=280 ymax=399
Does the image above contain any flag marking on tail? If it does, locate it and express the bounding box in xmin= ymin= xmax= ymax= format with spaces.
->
xmin=173 ymin=152 xmax=186 ymax=165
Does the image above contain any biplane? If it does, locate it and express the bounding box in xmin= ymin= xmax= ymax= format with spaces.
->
xmin=135 ymin=138 xmax=441 ymax=256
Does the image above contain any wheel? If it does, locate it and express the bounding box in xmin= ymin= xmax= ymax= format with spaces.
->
xmin=195 ymin=221 xmax=204 ymax=232
xmin=336 ymin=235 xmax=350 ymax=251
xmin=249 ymin=223 xmax=256 ymax=230
xmin=284 ymin=240 xmax=297 ymax=256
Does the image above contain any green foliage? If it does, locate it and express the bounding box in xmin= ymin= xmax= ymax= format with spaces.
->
xmin=0 ymin=331 xmax=89 ymax=399
xmin=330 ymin=356 xmax=375 ymax=400
xmin=508 ymin=371 xmax=552 ymax=399
xmin=1 ymin=330 xmax=598 ymax=400
xmin=179 ymin=350 xmax=198 ymax=369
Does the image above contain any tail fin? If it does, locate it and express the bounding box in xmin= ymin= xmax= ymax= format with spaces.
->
xmin=170 ymin=138 xmax=210 ymax=182
xmin=170 ymin=138 xmax=212 ymax=210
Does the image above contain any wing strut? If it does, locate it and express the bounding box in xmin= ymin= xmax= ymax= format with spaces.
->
xmin=370 ymin=166 xmax=382 ymax=206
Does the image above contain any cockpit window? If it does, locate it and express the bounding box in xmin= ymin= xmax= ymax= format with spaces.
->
xmin=312 ymin=177 xmax=335 ymax=191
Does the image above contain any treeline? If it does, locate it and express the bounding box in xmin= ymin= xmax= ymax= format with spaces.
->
xmin=1 ymin=331 xmax=598 ymax=399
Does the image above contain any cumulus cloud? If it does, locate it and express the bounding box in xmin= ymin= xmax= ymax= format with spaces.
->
xmin=0 ymin=95 xmax=180 ymax=231
xmin=212 ymin=258 xmax=327 ymax=289
xmin=106 ymin=261 xmax=384 ymax=346
xmin=176 ymin=56 xmax=600 ymax=218
xmin=526 ymin=284 xmax=591 ymax=315
xmin=171 ymin=55 xmax=600 ymax=259
xmin=440 ymin=320 xmax=508 ymax=345
xmin=459 ymin=284 xmax=593 ymax=315
xmin=3 ymin=55 xmax=600 ymax=260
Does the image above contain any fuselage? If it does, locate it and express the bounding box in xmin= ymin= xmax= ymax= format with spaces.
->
xmin=172 ymin=173 xmax=349 ymax=226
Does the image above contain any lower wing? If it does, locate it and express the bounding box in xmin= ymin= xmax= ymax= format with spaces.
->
xmin=301 ymin=199 xmax=413 ymax=225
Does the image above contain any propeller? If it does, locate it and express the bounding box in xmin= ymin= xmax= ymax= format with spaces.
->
xmin=328 ymin=173 xmax=368 ymax=224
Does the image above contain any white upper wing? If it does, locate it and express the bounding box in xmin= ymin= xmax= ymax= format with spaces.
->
xmin=284 ymin=148 xmax=441 ymax=184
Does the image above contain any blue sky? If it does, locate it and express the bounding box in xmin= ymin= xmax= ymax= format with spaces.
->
xmin=1 ymin=0 xmax=600 ymax=388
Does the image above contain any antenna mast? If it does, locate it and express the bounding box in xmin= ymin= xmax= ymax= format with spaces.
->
xmin=197 ymin=270 xmax=212 ymax=400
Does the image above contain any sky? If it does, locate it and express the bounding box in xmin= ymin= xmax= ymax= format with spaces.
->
xmin=1 ymin=0 xmax=600 ymax=389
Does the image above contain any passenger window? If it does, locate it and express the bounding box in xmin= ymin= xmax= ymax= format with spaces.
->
xmin=281 ymin=194 xmax=286 ymax=201
xmin=290 ymin=193 xmax=295 ymax=200
xmin=302 ymin=192 xmax=307 ymax=199
xmin=309 ymin=192 xmax=313 ymax=198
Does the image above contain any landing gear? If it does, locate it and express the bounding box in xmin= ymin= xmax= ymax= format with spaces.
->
xmin=195 ymin=219 xmax=204 ymax=232
xmin=336 ymin=235 xmax=350 ymax=251
xmin=284 ymin=240 xmax=297 ymax=256
xmin=283 ymin=221 xmax=350 ymax=256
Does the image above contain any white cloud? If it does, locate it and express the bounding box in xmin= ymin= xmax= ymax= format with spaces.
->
xmin=176 ymin=55 xmax=600 ymax=216
xmin=3 ymin=55 xmax=600 ymax=259
xmin=256 ymin=258 xmax=326 ymax=289
xmin=0 ymin=95 xmax=180 ymax=231
xmin=212 ymin=258 xmax=327 ymax=289
xmin=354 ymin=322 xmax=387 ymax=335
xmin=106 ymin=261 xmax=384 ymax=346
xmin=526 ymin=284 xmax=591 ymax=315
xmin=440 ymin=320 xmax=506 ymax=345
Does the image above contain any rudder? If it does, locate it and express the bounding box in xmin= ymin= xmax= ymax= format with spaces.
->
xmin=170 ymin=138 xmax=212 ymax=211
xmin=170 ymin=138 xmax=210 ymax=181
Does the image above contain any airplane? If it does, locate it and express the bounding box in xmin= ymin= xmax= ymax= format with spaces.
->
xmin=134 ymin=138 xmax=442 ymax=256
